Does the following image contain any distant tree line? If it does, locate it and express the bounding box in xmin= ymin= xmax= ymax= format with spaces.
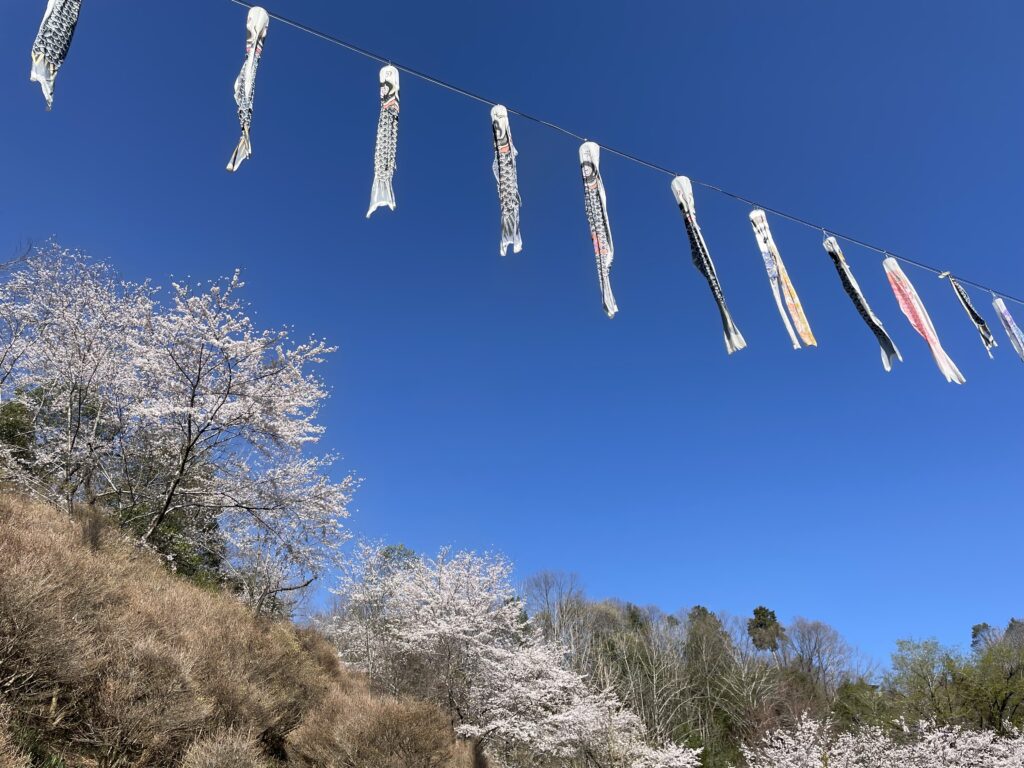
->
xmin=523 ymin=571 xmax=1024 ymax=767
xmin=323 ymin=544 xmax=1024 ymax=768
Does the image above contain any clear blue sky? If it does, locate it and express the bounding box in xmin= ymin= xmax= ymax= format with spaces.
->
xmin=1 ymin=1 xmax=1021 ymax=664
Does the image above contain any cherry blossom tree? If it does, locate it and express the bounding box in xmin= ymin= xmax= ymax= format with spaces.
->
xmin=123 ymin=271 xmax=352 ymax=602
xmin=0 ymin=246 xmax=153 ymax=507
xmin=0 ymin=245 xmax=352 ymax=609
xmin=0 ymin=251 xmax=34 ymax=398
xmin=742 ymin=714 xmax=1024 ymax=768
xmin=328 ymin=544 xmax=701 ymax=768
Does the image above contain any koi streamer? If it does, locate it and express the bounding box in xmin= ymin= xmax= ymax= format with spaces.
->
xmin=226 ymin=6 xmax=269 ymax=172
xmin=823 ymin=237 xmax=901 ymax=371
xmin=30 ymin=0 xmax=82 ymax=110
xmin=579 ymin=142 xmax=617 ymax=318
xmin=939 ymin=273 xmax=997 ymax=358
xmin=672 ymin=176 xmax=745 ymax=354
xmin=884 ymin=258 xmax=964 ymax=384
xmin=993 ymin=298 xmax=1024 ymax=362
xmin=367 ymin=65 xmax=400 ymax=217
xmin=490 ymin=105 xmax=523 ymax=256
xmin=749 ymin=209 xmax=816 ymax=349
xmin=22 ymin=0 xmax=1024 ymax=384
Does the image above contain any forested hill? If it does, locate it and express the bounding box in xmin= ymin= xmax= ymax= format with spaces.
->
xmin=325 ymin=548 xmax=1024 ymax=768
xmin=514 ymin=573 xmax=1024 ymax=766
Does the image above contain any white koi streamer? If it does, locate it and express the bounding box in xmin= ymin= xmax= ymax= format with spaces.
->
xmin=993 ymin=298 xmax=1024 ymax=362
xmin=749 ymin=209 xmax=816 ymax=349
xmin=227 ymin=6 xmax=269 ymax=172
xmin=672 ymin=176 xmax=746 ymax=354
xmin=883 ymin=258 xmax=964 ymax=384
xmin=30 ymin=0 xmax=82 ymax=110
xmin=491 ymin=105 xmax=522 ymax=256
xmin=579 ymin=142 xmax=617 ymax=318
xmin=823 ymin=237 xmax=901 ymax=371
xmin=367 ymin=65 xmax=400 ymax=217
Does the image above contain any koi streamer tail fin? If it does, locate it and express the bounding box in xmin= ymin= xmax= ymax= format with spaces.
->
xmin=932 ymin=346 xmax=966 ymax=385
xmin=499 ymin=212 xmax=522 ymax=256
xmin=777 ymin=263 xmax=817 ymax=347
xmin=769 ymin=278 xmax=800 ymax=349
xmin=30 ymin=52 xmax=56 ymax=110
xmin=367 ymin=176 xmax=396 ymax=218
xmin=721 ymin=311 xmax=746 ymax=354
xmin=879 ymin=344 xmax=903 ymax=373
xmin=226 ymin=129 xmax=251 ymax=172
xmin=601 ymin=276 xmax=618 ymax=319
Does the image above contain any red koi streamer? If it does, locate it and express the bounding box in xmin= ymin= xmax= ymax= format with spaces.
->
xmin=884 ymin=258 xmax=964 ymax=384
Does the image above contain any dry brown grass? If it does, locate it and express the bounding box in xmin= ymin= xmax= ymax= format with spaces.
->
xmin=0 ymin=494 xmax=471 ymax=767
xmin=286 ymin=687 xmax=456 ymax=768
xmin=0 ymin=705 xmax=30 ymax=768
xmin=181 ymin=730 xmax=271 ymax=768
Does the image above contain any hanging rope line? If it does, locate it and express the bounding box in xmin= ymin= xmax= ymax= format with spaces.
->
xmin=224 ymin=0 xmax=1024 ymax=306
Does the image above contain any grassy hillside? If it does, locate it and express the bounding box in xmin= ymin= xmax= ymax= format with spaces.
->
xmin=0 ymin=493 xmax=472 ymax=768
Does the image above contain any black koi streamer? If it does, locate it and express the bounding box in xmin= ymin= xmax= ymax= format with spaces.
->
xmin=823 ymin=236 xmax=901 ymax=371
